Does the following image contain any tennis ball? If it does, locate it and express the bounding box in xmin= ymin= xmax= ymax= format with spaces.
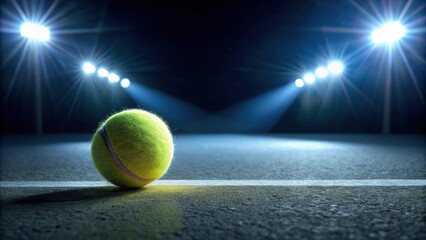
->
xmin=91 ymin=109 xmax=174 ymax=188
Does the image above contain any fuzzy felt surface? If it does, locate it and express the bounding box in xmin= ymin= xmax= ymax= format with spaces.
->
xmin=91 ymin=109 xmax=174 ymax=188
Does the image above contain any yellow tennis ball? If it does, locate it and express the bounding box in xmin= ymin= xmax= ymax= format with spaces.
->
xmin=91 ymin=109 xmax=174 ymax=188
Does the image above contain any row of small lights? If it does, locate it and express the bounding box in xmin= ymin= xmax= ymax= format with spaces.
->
xmin=294 ymin=21 xmax=407 ymax=88
xmin=294 ymin=61 xmax=344 ymax=88
xmin=82 ymin=62 xmax=130 ymax=88
xmin=20 ymin=21 xmax=404 ymax=90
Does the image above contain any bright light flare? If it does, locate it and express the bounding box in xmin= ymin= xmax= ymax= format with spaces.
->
xmin=82 ymin=62 xmax=96 ymax=74
xmin=294 ymin=79 xmax=305 ymax=88
xmin=327 ymin=61 xmax=344 ymax=75
xmin=315 ymin=67 xmax=328 ymax=78
xmin=120 ymin=78 xmax=131 ymax=88
xmin=20 ymin=23 xmax=50 ymax=41
xmin=303 ymin=73 xmax=316 ymax=84
xmin=97 ymin=68 xmax=109 ymax=77
xmin=371 ymin=22 xmax=406 ymax=44
xmin=108 ymin=73 xmax=120 ymax=83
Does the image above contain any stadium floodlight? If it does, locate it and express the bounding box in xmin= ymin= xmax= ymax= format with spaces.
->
xmin=108 ymin=73 xmax=120 ymax=83
xmin=20 ymin=22 xmax=50 ymax=41
xmin=120 ymin=78 xmax=131 ymax=88
xmin=82 ymin=62 xmax=96 ymax=74
xmin=20 ymin=22 xmax=50 ymax=134
xmin=371 ymin=22 xmax=406 ymax=44
xmin=327 ymin=61 xmax=344 ymax=75
xmin=315 ymin=67 xmax=328 ymax=79
xmin=294 ymin=78 xmax=305 ymax=88
xmin=303 ymin=73 xmax=316 ymax=84
xmin=97 ymin=68 xmax=109 ymax=78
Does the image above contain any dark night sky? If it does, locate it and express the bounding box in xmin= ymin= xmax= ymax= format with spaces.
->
xmin=1 ymin=0 xmax=425 ymax=133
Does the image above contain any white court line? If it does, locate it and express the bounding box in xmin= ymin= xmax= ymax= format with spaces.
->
xmin=0 ymin=180 xmax=426 ymax=188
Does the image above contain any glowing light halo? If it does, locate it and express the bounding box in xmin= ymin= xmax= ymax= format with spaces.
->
xmin=108 ymin=73 xmax=120 ymax=83
xmin=315 ymin=67 xmax=329 ymax=78
xmin=327 ymin=61 xmax=344 ymax=75
xmin=97 ymin=68 xmax=109 ymax=77
xmin=20 ymin=22 xmax=50 ymax=41
xmin=82 ymin=62 xmax=96 ymax=74
xmin=371 ymin=22 xmax=406 ymax=44
xmin=120 ymin=78 xmax=131 ymax=88
xmin=294 ymin=79 xmax=305 ymax=88
xmin=303 ymin=73 xmax=316 ymax=84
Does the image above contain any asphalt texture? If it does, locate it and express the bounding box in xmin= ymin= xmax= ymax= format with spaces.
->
xmin=1 ymin=134 xmax=426 ymax=239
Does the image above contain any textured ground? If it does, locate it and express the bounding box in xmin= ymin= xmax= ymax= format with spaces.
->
xmin=1 ymin=134 xmax=425 ymax=239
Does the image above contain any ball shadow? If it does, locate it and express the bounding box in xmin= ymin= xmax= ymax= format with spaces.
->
xmin=12 ymin=186 xmax=145 ymax=204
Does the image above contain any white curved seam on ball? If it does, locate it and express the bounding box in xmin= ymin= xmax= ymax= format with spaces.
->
xmin=99 ymin=124 xmax=154 ymax=182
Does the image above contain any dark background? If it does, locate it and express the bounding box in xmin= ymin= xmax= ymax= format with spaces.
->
xmin=1 ymin=0 xmax=425 ymax=134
